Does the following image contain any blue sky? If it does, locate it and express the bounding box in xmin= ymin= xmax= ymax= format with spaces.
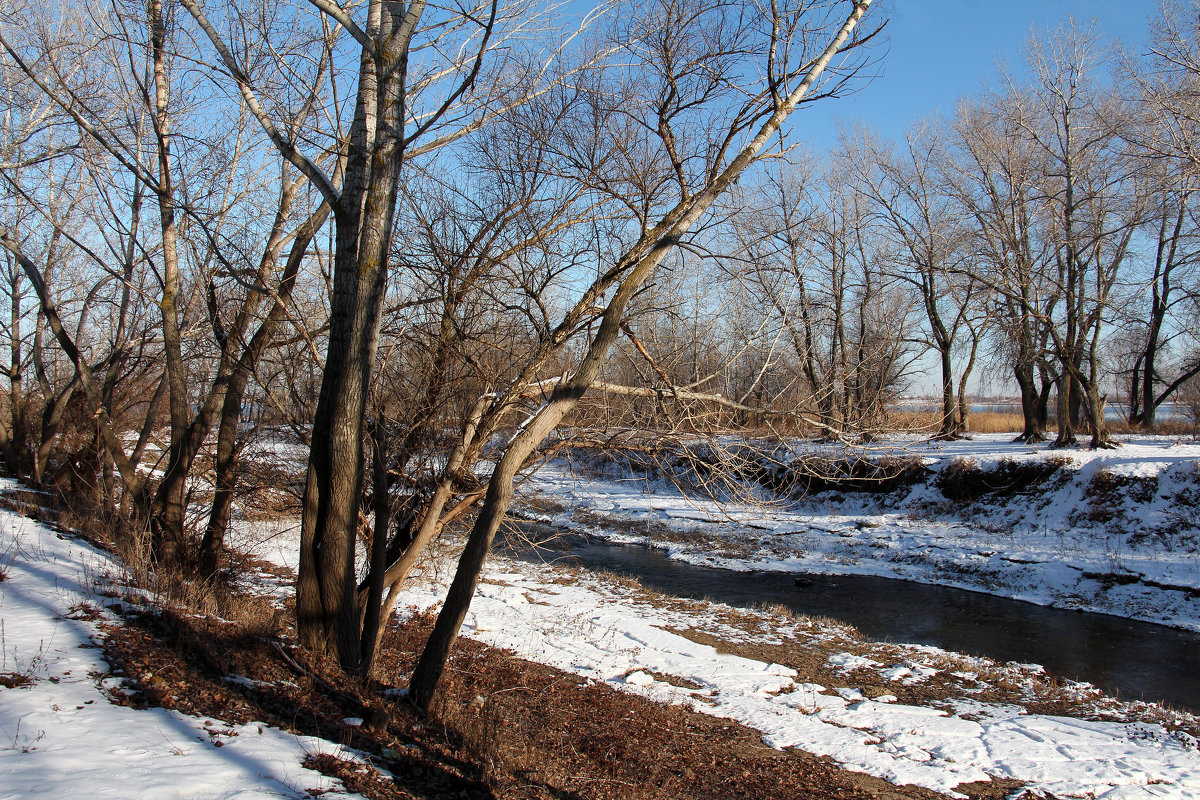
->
xmin=800 ymin=0 xmax=1160 ymax=152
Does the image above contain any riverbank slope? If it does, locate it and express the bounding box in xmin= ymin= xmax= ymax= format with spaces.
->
xmin=517 ymin=433 xmax=1200 ymax=631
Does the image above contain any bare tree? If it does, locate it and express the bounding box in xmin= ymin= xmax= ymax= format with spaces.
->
xmin=1119 ymin=0 xmax=1200 ymax=428
xmin=946 ymin=27 xmax=1141 ymax=449
xmin=6 ymin=0 xmax=879 ymax=700
xmin=181 ymin=0 xmax=623 ymax=668
xmin=408 ymin=0 xmax=879 ymax=709
xmin=0 ymin=36 xmax=72 ymax=479
xmin=729 ymin=159 xmax=915 ymax=439
xmin=852 ymin=123 xmax=983 ymax=438
xmin=1119 ymin=160 xmax=1200 ymax=428
xmin=2 ymin=0 xmax=342 ymax=570
xmin=1016 ymin=26 xmax=1141 ymax=447
xmin=949 ymin=91 xmax=1057 ymax=442
xmin=1135 ymin=0 xmax=1200 ymax=173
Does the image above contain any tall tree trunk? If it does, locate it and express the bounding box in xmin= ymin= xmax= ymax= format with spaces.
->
xmin=1055 ymin=372 xmax=1076 ymax=447
xmin=936 ymin=343 xmax=958 ymax=439
xmin=1128 ymin=351 xmax=1145 ymax=427
xmin=1014 ymin=361 xmax=1041 ymax=442
xmin=1138 ymin=195 xmax=1185 ymax=430
xmin=1036 ymin=368 xmax=1053 ymax=433
xmin=297 ymin=0 xmax=417 ymax=669
xmin=147 ymin=0 xmax=191 ymax=565
xmin=6 ymin=270 xmax=28 ymax=477
xmin=1085 ymin=384 xmax=1110 ymax=448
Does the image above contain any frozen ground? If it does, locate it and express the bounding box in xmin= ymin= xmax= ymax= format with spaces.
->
xmin=0 ymin=492 xmax=369 ymax=800
xmin=395 ymin=558 xmax=1200 ymax=799
xmin=4 ymin=433 xmax=1200 ymax=799
xmin=516 ymin=434 xmax=1200 ymax=631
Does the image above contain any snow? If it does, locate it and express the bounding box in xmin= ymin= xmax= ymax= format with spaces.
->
xmin=393 ymin=556 xmax=1200 ymax=799
xmin=0 ymin=500 xmax=368 ymax=800
xmin=4 ymin=434 xmax=1200 ymax=798
xmin=519 ymin=434 xmax=1200 ymax=631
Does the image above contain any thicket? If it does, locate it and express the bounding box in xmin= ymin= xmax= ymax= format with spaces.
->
xmin=5 ymin=0 xmax=1200 ymax=707
xmin=935 ymin=456 xmax=1070 ymax=503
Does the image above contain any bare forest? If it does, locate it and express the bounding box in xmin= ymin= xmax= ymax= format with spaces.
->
xmin=2 ymin=0 xmax=1200 ymax=714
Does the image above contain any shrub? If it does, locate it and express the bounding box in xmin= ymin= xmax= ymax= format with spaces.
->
xmin=936 ymin=456 xmax=1069 ymax=503
xmin=761 ymin=454 xmax=929 ymax=497
xmin=1080 ymin=468 xmax=1159 ymax=524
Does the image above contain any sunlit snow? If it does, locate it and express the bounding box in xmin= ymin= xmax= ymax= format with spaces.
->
xmin=4 ymin=434 xmax=1200 ymax=798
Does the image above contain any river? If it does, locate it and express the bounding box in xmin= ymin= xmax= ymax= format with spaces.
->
xmin=500 ymin=529 xmax=1200 ymax=713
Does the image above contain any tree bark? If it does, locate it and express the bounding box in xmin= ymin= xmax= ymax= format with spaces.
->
xmin=297 ymin=0 xmax=421 ymax=669
xmin=409 ymin=0 xmax=875 ymax=710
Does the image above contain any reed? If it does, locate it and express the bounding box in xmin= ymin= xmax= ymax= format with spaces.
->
xmin=884 ymin=409 xmax=1026 ymax=434
xmin=965 ymin=411 xmax=1025 ymax=434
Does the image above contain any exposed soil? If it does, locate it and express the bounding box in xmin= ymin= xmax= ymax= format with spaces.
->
xmin=652 ymin=591 xmax=1200 ymax=739
xmin=91 ymin=583 xmax=1026 ymax=800
xmin=2 ymin=480 xmax=1038 ymax=800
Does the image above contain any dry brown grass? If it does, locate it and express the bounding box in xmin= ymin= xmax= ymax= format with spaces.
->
xmin=94 ymin=594 xmax=972 ymax=800
xmin=881 ymin=410 xmax=1026 ymax=435
xmin=964 ymin=412 xmax=1025 ymax=434
xmin=0 ymin=480 xmax=288 ymax=645
xmin=1105 ymin=417 xmax=1199 ymax=437
xmin=875 ymin=410 xmax=942 ymax=433
xmin=569 ymin=406 xmax=1199 ymax=446
xmin=0 ymin=671 xmax=37 ymax=689
xmin=880 ymin=409 xmax=1200 ymax=438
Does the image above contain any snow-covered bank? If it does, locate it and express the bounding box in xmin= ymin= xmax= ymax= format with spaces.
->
xmin=518 ymin=434 xmax=1200 ymax=631
xmin=6 ymin=430 xmax=1200 ymax=799
xmin=226 ymin=498 xmax=1200 ymax=798
xmin=222 ymin=431 xmax=1200 ymax=797
xmin=0 ymin=492 xmax=367 ymax=800
xmin=392 ymin=555 xmax=1200 ymax=798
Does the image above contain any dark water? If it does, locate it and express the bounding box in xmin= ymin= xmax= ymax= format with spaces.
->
xmin=499 ymin=529 xmax=1200 ymax=713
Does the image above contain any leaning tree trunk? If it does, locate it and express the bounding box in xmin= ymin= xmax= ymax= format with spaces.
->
xmin=409 ymin=0 xmax=874 ymax=709
xmin=956 ymin=330 xmax=978 ymax=435
xmin=6 ymin=268 xmax=26 ymax=477
xmin=198 ymin=203 xmax=325 ymax=577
